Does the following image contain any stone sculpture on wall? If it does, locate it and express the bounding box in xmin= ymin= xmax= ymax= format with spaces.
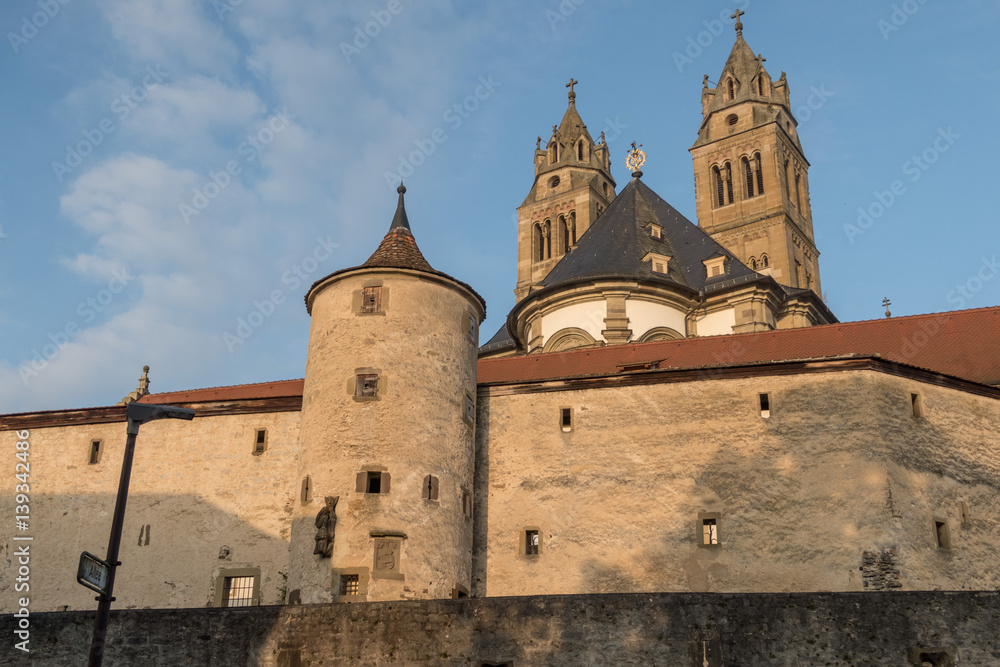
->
xmin=313 ymin=496 xmax=339 ymax=558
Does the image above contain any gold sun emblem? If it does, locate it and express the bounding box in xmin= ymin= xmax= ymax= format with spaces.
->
xmin=626 ymin=141 xmax=646 ymax=173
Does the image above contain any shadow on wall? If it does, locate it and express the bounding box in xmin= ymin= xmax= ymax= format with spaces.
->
xmin=0 ymin=493 xmax=293 ymax=614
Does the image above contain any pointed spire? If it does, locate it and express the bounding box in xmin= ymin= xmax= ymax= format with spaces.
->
xmin=362 ymin=184 xmax=434 ymax=272
xmin=389 ymin=183 xmax=410 ymax=231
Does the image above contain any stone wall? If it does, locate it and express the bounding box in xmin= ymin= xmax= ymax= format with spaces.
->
xmin=2 ymin=591 xmax=998 ymax=665
xmin=0 ymin=410 xmax=301 ymax=612
xmin=474 ymin=369 xmax=1000 ymax=597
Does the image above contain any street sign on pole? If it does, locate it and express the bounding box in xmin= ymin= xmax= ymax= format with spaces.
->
xmin=78 ymin=552 xmax=110 ymax=596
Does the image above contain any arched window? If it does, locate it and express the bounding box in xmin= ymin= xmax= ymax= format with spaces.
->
xmin=749 ymin=257 xmax=758 ymax=270
xmin=558 ymin=215 xmax=569 ymax=255
xmin=725 ymin=163 xmax=734 ymax=205
xmin=543 ymin=221 xmax=552 ymax=259
xmin=760 ymin=254 xmax=769 ymax=268
xmin=713 ymin=166 xmax=724 ymax=207
xmin=743 ymin=157 xmax=755 ymax=198
xmin=757 ymin=76 xmax=764 ymax=96
xmin=784 ymin=160 xmax=792 ymax=202
xmin=533 ymin=223 xmax=544 ymax=261
xmin=570 ymin=211 xmax=577 ymax=245
xmin=794 ymin=173 xmax=802 ymax=210
xmin=727 ymin=79 xmax=735 ymax=100
xmin=548 ymin=142 xmax=558 ymax=164
xmin=755 ymin=153 xmax=764 ymax=195
xmin=577 ymin=141 xmax=584 ymax=161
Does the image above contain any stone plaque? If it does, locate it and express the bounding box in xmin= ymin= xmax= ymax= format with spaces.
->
xmin=372 ymin=538 xmax=403 ymax=580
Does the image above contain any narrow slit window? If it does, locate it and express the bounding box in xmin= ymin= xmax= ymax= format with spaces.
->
xmin=340 ymin=574 xmax=360 ymax=596
xmin=253 ymin=429 xmax=266 ymax=454
xmin=89 ymin=440 xmax=103 ymax=465
xmin=755 ymin=153 xmax=764 ymax=195
xmin=525 ymin=530 xmax=539 ymax=555
xmin=462 ymin=490 xmax=472 ymax=518
xmin=702 ymin=519 xmax=718 ymax=545
xmin=561 ymin=407 xmax=572 ymax=431
xmin=366 ymin=471 xmax=382 ymax=494
xmin=465 ymin=395 xmax=476 ymax=423
xmin=356 ymin=374 xmax=379 ymax=398
xmin=935 ymin=521 xmax=950 ymax=548
xmin=422 ymin=475 xmax=439 ymax=501
xmin=759 ymin=393 xmax=771 ymax=418
xmin=361 ymin=286 xmax=381 ymax=313
xmin=725 ymin=163 xmax=734 ymax=204
xmin=301 ymin=476 xmax=312 ymax=503
xmin=911 ymin=393 xmax=924 ymax=418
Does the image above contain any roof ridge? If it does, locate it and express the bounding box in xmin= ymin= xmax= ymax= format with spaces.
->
xmin=143 ymin=377 xmax=304 ymax=397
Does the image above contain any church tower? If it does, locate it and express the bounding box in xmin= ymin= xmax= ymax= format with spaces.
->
xmin=690 ymin=13 xmax=822 ymax=295
xmin=514 ymin=80 xmax=617 ymax=301
xmin=290 ymin=185 xmax=485 ymax=603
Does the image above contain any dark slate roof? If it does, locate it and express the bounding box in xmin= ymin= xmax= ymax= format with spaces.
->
xmin=539 ymin=174 xmax=759 ymax=295
xmin=479 ymin=323 xmax=516 ymax=355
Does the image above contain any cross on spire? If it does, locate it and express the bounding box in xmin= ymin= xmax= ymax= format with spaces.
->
xmin=731 ymin=8 xmax=745 ymax=34
xmin=883 ymin=297 xmax=892 ymax=319
xmin=566 ymin=77 xmax=578 ymax=104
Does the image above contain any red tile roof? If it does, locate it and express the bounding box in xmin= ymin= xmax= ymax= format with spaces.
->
xmin=131 ymin=307 xmax=999 ymax=406
xmin=139 ymin=379 xmax=304 ymax=404
xmin=478 ymin=307 xmax=1000 ymax=386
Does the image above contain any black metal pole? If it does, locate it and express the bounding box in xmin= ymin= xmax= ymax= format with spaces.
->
xmin=87 ymin=418 xmax=140 ymax=667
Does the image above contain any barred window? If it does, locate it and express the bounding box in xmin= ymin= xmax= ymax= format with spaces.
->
xmin=525 ymin=530 xmax=539 ymax=555
xmin=703 ymin=519 xmax=718 ymax=545
xmin=356 ymin=374 xmax=378 ymax=398
xmin=340 ymin=574 xmax=360 ymax=595
xmin=222 ymin=576 xmax=255 ymax=607
xmin=361 ymin=286 xmax=381 ymax=313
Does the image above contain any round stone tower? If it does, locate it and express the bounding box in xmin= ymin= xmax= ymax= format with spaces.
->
xmin=289 ymin=185 xmax=485 ymax=603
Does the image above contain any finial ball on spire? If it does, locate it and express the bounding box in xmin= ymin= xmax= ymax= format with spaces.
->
xmin=397 ymin=183 xmax=406 ymax=195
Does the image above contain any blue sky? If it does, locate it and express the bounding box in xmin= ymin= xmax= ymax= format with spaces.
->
xmin=1 ymin=0 xmax=998 ymax=413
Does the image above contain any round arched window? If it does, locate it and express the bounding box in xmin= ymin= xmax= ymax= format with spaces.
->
xmin=549 ymin=176 xmax=560 ymax=188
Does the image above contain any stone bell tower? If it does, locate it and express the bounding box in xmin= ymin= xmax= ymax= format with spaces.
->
xmin=690 ymin=12 xmax=822 ymax=295
xmin=514 ymin=80 xmax=617 ymax=301
xmin=289 ymin=185 xmax=486 ymax=603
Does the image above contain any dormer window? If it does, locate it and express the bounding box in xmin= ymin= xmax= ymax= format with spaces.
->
xmin=643 ymin=252 xmax=671 ymax=275
xmin=703 ymin=256 xmax=727 ymax=279
xmin=645 ymin=223 xmax=662 ymax=240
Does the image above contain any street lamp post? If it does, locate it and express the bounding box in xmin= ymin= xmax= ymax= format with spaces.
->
xmin=86 ymin=402 xmax=195 ymax=667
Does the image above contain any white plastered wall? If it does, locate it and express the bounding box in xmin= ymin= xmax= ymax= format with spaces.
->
xmin=697 ymin=307 xmax=736 ymax=336
xmin=626 ymin=299 xmax=688 ymax=340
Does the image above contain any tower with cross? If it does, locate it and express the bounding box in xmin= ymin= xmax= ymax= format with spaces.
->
xmin=690 ymin=13 xmax=824 ymax=301
xmin=513 ymin=79 xmax=617 ymax=302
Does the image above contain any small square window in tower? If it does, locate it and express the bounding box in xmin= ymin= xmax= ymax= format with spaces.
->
xmin=465 ymin=395 xmax=475 ymax=423
xmin=356 ymin=374 xmax=379 ymax=398
xmin=911 ymin=393 xmax=924 ymax=418
xmin=253 ymin=429 xmax=266 ymax=454
xmin=361 ymin=286 xmax=381 ymax=313
xmin=759 ymin=393 xmax=771 ymax=418
xmin=702 ymin=519 xmax=719 ymax=545
xmin=468 ymin=313 xmax=477 ymax=341
xmin=560 ymin=407 xmax=573 ymax=432
xmin=934 ymin=521 xmax=950 ymax=548
xmin=525 ymin=530 xmax=539 ymax=555
xmin=366 ymin=471 xmax=382 ymax=494
xmin=340 ymin=574 xmax=359 ymax=596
